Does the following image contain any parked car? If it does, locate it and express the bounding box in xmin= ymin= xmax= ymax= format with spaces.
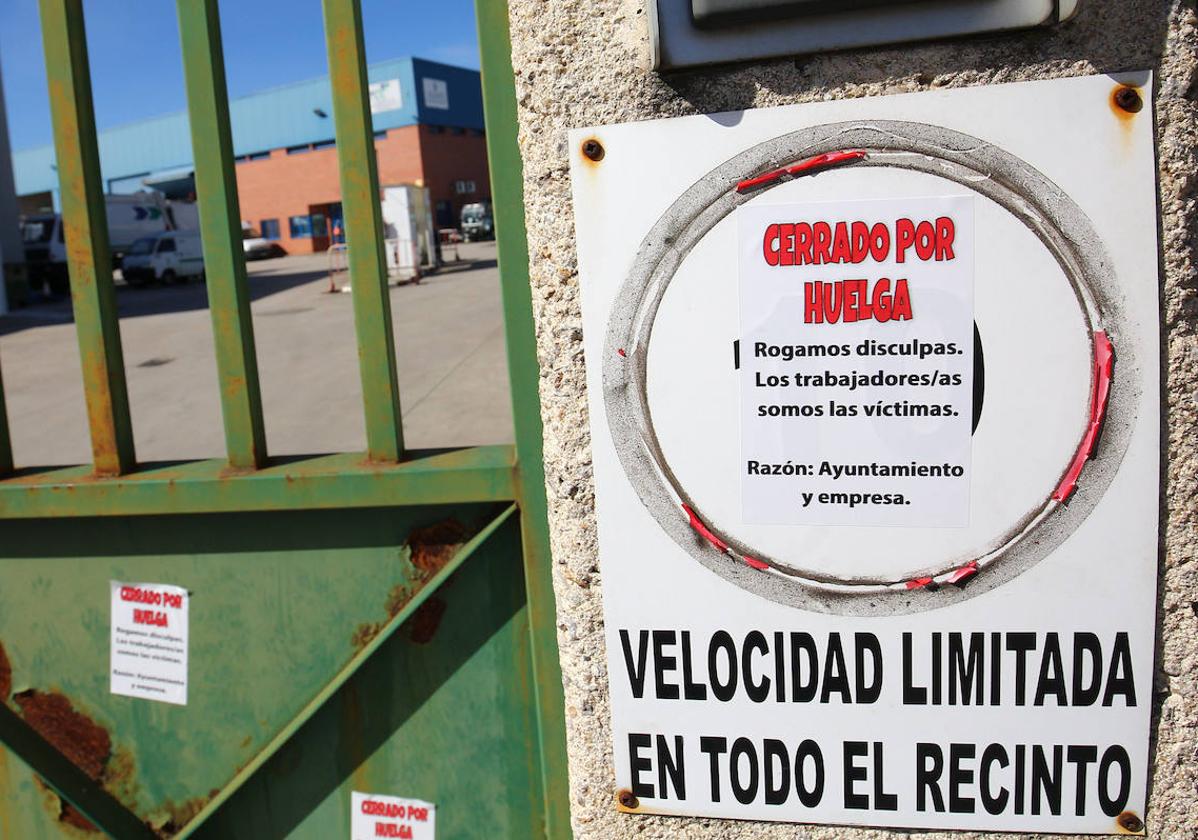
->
xmin=120 ymin=231 xmax=204 ymax=286
xmin=460 ymin=201 xmax=493 ymax=241
xmin=242 ymin=224 xmax=282 ymax=260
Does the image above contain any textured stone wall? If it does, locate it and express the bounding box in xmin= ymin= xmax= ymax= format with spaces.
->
xmin=504 ymin=1 xmax=1198 ymax=836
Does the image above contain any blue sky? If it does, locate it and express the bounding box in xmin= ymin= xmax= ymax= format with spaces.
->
xmin=0 ymin=0 xmax=481 ymax=152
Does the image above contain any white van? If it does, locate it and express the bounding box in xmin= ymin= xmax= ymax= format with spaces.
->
xmin=23 ymin=191 xmax=187 ymax=294
xmin=120 ymin=231 xmax=205 ymax=286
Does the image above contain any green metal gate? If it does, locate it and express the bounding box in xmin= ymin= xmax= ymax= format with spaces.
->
xmin=0 ymin=1 xmax=570 ymax=837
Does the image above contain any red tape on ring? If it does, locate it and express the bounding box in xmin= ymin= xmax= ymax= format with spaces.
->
xmin=736 ymin=150 xmax=867 ymax=193
xmin=944 ymin=561 xmax=979 ymax=585
xmin=682 ymin=503 xmax=729 ymax=553
xmin=1052 ymin=331 xmax=1114 ymax=502
xmin=905 ymin=577 xmax=934 ymax=590
xmin=682 ymin=506 xmax=769 ymax=571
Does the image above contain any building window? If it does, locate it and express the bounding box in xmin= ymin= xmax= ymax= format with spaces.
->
xmin=373 ymin=130 xmax=388 ymax=140
xmin=260 ymin=219 xmax=280 ymax=240
xmin=454 ymin=180 xmax=477 ymax=195
xmin=470 ymin=128 xmax=485 ymax=137
xmin=450 ymin=127 xmax=465 ymax=136
xmin=249 ymin=150 xmax=271 ymax=161
xmin=312 ymin=138 xmax=336 ymax=151
xmin=427 ymin=125 xmax=444 ymax=135
xmin=289 ymin=215 xmax=312 ymax=238
xmin=286 ymin=144 xmax=312 ymax=155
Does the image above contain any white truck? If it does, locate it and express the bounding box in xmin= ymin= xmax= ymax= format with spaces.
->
xmin=380 ymin=184 xmax=437 ymax=278
xmin=21 ymin=191 xmax=197 ymax=294
xmin=119 ymin=231 xmax=205 ymax=286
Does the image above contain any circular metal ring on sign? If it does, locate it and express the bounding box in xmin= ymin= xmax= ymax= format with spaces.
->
xmin=603 ymin=119 xmax=1138 ymax=617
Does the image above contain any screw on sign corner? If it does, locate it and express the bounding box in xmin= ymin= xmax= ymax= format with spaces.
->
xmin=1116 ymin=811 xmax=1145 ymax=833
xmin=1113 ymin=86 xmax=1144 ymax=114
xmin=582 ymin=138 xmax=605 ymax=163
xmin=616 ymin=789 xmax=639 ymax=810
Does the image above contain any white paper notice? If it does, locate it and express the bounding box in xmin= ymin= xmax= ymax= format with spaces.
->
xmin=109 ymin=581 xmax=188 ymax=706
xmin=739 ymin=195 xmax=975 ymax=527
xmin=352 ymin=792 xmax=435 ymax=840
xmin=369 ymin=78 xmax=403 ymax=114
xmin=422 ymin=77 xmax=449 ymax=110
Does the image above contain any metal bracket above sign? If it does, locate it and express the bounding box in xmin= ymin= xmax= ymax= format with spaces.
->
xmin=651 ymin=0 xmax=1079 ymax=70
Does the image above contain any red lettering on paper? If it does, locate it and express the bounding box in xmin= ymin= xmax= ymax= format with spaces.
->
xmin=133 ymin=609 xmax=168 ymax=627
xmin=804 ymin=279 xmax=912 ymax=324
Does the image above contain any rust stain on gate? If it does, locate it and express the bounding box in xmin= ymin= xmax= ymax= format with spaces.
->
xmin=0 ymin=643 xmax=11 ymax=701
xmin=15 ymin=691 xmax=111 ymax=833
xmin=351 ymin=518 xmax=470 ymax=650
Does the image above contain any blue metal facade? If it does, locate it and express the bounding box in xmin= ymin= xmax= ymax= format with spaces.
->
xmin=11 ymin=57 xmax=483 ymax=200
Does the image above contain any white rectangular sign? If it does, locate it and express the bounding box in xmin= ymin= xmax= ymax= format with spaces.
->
xmin=739 ymin=195 xmax=974 ymax=526
xmin=422 ymin=78 xmax=449 ymax=110
xmin=570 ymin=72 xmax=1158 ymax=834
xmin=351 ymin=792 xmax=435 ymax=840
xmin=110 ymin=580 xmax=188 ymax=706
xmin=369 ymin=78 xmax=403 ymax=114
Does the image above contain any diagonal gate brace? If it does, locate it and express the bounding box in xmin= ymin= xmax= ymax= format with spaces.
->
xmin=172 ymin=503 xmax=519 ymax=838
xmin=0 ymin=701 xmax=157 ymax=839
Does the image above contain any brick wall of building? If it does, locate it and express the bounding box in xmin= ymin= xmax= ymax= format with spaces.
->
xmin=415 ymin=125 xmax=492 ymax=230
xmin=233 ymin=125 xmax=425 ymax=255
xmin=230 ymin=123 xmax=493 ymax=255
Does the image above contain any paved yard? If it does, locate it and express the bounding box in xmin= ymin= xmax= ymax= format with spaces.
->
xmin=0 ymin=242 xmax=513 ymax=467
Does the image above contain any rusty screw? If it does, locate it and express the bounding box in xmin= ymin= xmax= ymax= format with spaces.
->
xmin=616 ymin=789 xmax=639 ymax=809
xmin=1114 ymin=87 xmax=1143 ymax=114
xmin=582 ymin=138 xmax=605 ymax=162
xmin=1117 ymin=812 xmax=1144 ymax=833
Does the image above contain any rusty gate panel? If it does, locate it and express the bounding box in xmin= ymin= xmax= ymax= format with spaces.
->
xmin=0 ymin=504 xmax=504 ymax=831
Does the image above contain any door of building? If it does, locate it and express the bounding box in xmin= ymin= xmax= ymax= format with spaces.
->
xmin=308 ymin=204 xmax=330 ymax=251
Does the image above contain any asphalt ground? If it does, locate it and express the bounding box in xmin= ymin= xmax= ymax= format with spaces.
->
xmin=0 ymin=241 xmax=513 ymax=467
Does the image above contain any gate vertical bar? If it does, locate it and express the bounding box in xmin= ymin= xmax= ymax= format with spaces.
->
xmin=475 ymin=2 xmax=572 ymax=836
xmin=176 ymin=0 xmax=268 ymax=470
xmin=321 ymin=0 xmax=404 ymax=463
xmin=39 ymin=0 xmax=136 ymax=476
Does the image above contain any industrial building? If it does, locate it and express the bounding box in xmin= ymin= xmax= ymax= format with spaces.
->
xmin=11 ymin=57 xmax=490 ymax=255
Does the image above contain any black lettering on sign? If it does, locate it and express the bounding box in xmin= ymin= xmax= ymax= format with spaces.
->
xmin=796 ymin=739 xmax=825 ymax=808
xmin=620 ymin=630 xmax=648 ymax=698
xmin=916 ymin=743 xmax=945 ymax=812
xmin=681 ymin=631 xmax=707 ymax=700
xmin=700 ymin=736 xmax=728 ymax=803
xmin=949 ymin=743 xmax=976 ymax=814
xmin=709 ymin=631 xmax=738 ymax=701
xmin=656 ymin=734 xmax=686 ymax=800
xmin=652 ymin=630 xmax=680 ymax=700
xmin=843 ymin=741 xmax=869 ymax=810
xmin=730 ymin=738 xmax=759 ymax=805
xmin=763 ymin=739 xmax=789 ymax=806
xmin=629 ymin=733 xmax=653 ymax=799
